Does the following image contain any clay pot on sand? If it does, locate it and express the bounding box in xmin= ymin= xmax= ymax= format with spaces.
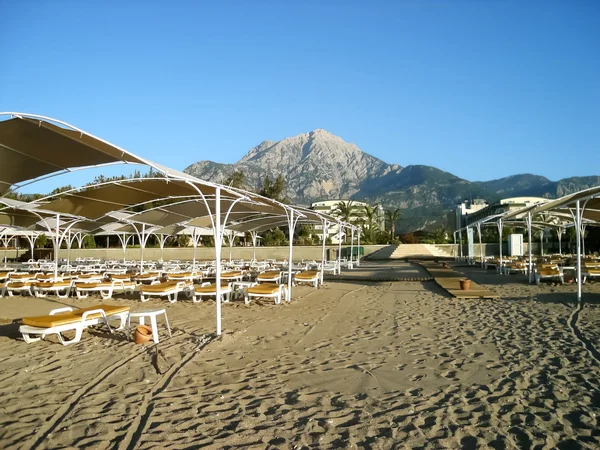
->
xmin=135 ymin=325 xmax=153 ymax=344
xmin=459 ymin=279 xmax=471 ymax=291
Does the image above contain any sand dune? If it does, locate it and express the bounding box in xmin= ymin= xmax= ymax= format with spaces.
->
xmin=0 ymin=263 xmax=599 ymax=448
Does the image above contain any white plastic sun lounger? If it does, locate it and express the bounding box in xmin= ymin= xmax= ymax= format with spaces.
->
xmin=192 ymin=282 xmax=232 ymax=303
xmin=33 ymin=281 xmax=73 ymax=298
xmin=19 ymin=305 xmax=130 ymax=346
xmin=294 ymin=270 xmax=320 ymax=288
xmin=139 ymin=281 xmax=193 ymax=303
xmin=75 ymin=280 xmax=136 ymax=299
xmin=244 ymin=284 xmax=287 ymax=305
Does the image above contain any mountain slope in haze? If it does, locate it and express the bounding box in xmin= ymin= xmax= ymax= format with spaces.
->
xmin=183 ymin=130 xmax=599 ymax=230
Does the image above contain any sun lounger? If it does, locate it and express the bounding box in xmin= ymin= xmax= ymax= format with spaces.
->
xmin=75 ymin=280 xmax=136 ymax=299
xmin=504 ymin=262 xmax=528 ymax=275
xmin=167 ymin=271 xmax=199 ymax=283
xmin=192 ymin=282 xmax=232 ymax=303
xmin=294 ymin=270 xmax=320 ymax=288
xmin=139 ymin=280 xmax=193 ymax=303
xmin=583 ymin=268 xmax=600 ymax=284
xmin=134 ymin=272 xmax=161 ymax=285
xmin=74 ymin=273 xmax=104 ymax=283
xmin=244 ymin=284 xmax=287 ymax=305
xmin=19 ymin=304 xmax=130 ymax=346
xmin=256 ymin=270 xmax=282 ymax=284
xmin=5 ymin=281 xmax=34 ymax=296
xmin=535 ymin=267 xmax=564 ymax=285
xmin=33 ymin=281 xmax=73 ymax=298
xmin=221 ymin=271 xmax=245 ymax=282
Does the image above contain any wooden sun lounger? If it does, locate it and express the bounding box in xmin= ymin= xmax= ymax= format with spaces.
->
xmin=19 ymin=304 xmax=130 ymax=346
xmin=294 ymin=270 xmax=320 ymax=288
xmin=139 ymin=280 xmax=193 ymax=303
xmin=75 ymin=280 xmax=136 ymax=299
xmin=245 ymin=283 xmax=287 ymax=305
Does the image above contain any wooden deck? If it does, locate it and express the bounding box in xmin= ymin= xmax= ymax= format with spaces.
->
xmin=414 ymin=261 xmax=499 ymax=299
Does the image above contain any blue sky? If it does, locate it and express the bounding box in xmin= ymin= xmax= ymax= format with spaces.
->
xmin=1 ymin=0 xmax=599 ymax=192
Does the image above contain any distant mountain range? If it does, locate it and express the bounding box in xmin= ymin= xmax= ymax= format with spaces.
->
xmin=183 ymin=129 xmax=600 ymax=231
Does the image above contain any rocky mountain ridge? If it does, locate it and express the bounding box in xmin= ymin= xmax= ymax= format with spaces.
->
xmin=183 ymin=130 xmax=599 ymax=230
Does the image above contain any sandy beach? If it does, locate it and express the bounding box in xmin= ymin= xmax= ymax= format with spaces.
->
xmin=1 ymin=261 xmax=599 ymax=449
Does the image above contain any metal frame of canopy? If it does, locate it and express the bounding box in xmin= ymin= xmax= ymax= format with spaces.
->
xmin=0 ymin=112 xmax=359 ymax=335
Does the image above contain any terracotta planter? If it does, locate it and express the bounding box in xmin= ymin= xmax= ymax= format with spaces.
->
xmin=459 ymin=279 xmax=471 ymax=291
xmin=135 ymin=324 xmax=153 ymax=344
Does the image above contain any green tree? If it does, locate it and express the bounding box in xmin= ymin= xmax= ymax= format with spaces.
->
xmin=361 ymin=205 xmax=379 ymax=243
xmin=332 ymin=200 xmax=357 ymax=224
xmin=432 ymin=225 xmax=448 ymax=244
xmin=82 ymin=235 xmax=96 ymax=248
xmin=224 ymin=170 xmax=246 ymax=188
xmin=384 ymin=208 xmax=402 ymax=241
xmin=35 ymin=234 xmax=48 ymax=248
xmin=258 ymin=174 xmax=288 ymax=202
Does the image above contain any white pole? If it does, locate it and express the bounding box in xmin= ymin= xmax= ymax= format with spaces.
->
xmin=139 ymin=223 xmax=146 ymax=274
xmin=582 ymin=224 xmax=587 ymax=257
xmin=558 ymin=227 xmax=562 ymax=255
xmin=350 ymin=226 xmax=354 ymax=268
xmin=459 ymin=229 xmax=463 ymax=260
xmin=287 ymin=209 xmax=295 ymax=301
xmin=453 ymin=232 xmax=457 ymax=260
xmin=540 ymin=230 xmax=544 ymax=257
xmin=54 ymin=214 xmax=60 ymax=280
xmin=215 ymin=187 xmax=223 ymax=336
xmin=320 ymin=219 xmax=327 ymax=286
xmin=476 ymin=222 xmax=483 ymax=268
xmin=497 ymin=219 xmax=503 ymax=271
xmin=576 ymin=200 xmax=582 ymax=303
xmin=192 ymin=229 xmax=198 ymax=268
xmin=528 ymin=212 xmax=533 ymax=284
xmin=251 ymin=231 xmax=257 ymax=261
xmin=357 ymin=228 xmax=361 ymax=267
xmin=337 ymin=224 xmax=342 ymax=273
xmin=229 ymin=232 xmax=234 ymax=262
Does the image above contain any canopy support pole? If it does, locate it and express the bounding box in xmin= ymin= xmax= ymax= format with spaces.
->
xmin=496 ymin=219 xmax=503 ymax=273
xmin=320 ymin=219 xmax=329 ymax=286
xmin=459 ymin=229 xmax=463 ymax=260
xmin=540 ymin=230 xmax=544 ymax=257
xmin=582 ymin=223 xmax=587 ymax=257
xmin=527 ymin=212 xmax=533 ymax=284
xmin=357 ymin=228 xmax=361 ymax=267
xmin=250 ymin=231 xmax=258 ymax=262
xmin=350 ymin=226 xmax=354 ymax=269
xmin=286 ymin=208 xmax=299 ymax=302
xmin=453 ymin=232 xmax=457 ymax=260
xmin=576 ymin=200 xmax=582 ymax=303
xmin=476 ymin=222 xmax=483 ymax=268
xmin=215 ymin=187 xmax=223 ymax=336
xmin=557 ymin=227 xmax=562 ymax=255
xmin=338 ymin=224 xmax=342 ymax=273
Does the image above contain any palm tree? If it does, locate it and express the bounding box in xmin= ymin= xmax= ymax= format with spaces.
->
xmin=362 ymin=205 xmax=378 ymax=242
xmin=333 ymin=201 xmax=357 ymax=244
xmin=384 ymin=208 xmax=402 ymax=242
xmin=333 ymin=200 xmax=356 ymax=223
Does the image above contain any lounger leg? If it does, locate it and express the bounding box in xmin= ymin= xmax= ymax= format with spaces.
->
xmin=141 ymin=294 xmax=148 ymax=302
xmin=170 ymin=292 xmax=178 ymax=303
xmin=21 ymin=332 xmax=42 ymax=343
xmin=57 ymin=326 xmax=84 ymax=346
